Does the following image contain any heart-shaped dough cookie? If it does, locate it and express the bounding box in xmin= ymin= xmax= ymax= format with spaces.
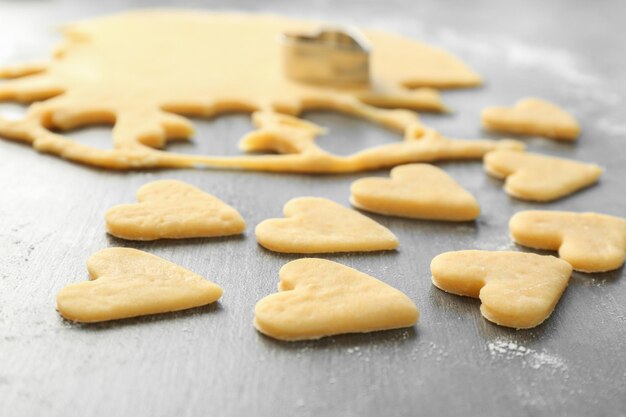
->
xmin=57 ymin=248 xmax=223 ymax=322
xmin=484 ymin=150 xmax=602 ymax=202
xmin=431 ymin=250 xmax=571 ymax=329
xmin=350 ymin=163 xmax=480 ymax=221
xmin=510 ymin=210 xmax=626 ymax=273
xmin=106 ymin=179 xmax=245 ymax=240
xmin=481 ymin=98 xmax=580 ymax=141
xmin=255 ymin=197 xmax=398 ymax=253
xmin=254 ymin=258 xmax=419 ymax=341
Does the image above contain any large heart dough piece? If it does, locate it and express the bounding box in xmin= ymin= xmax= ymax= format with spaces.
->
xmin=484 ymin=150 xmax=602 ymax=202
xmin=57 ymin=248 xmax=223 ymax=322
xmin=510 ymin=210 xmax=626 ymax=273
xmin=351 ymin=163 xmax=480 ymax=221
xmin=481 ymin=97 xmax=580 ymax=141
xmin=431 ymin=250 xmax=572 ymax=329
xmin=255 ymin=197 xmax=398 ymax=253
xmin=254 ymin=258 xmax=419 ymax=341
xmin=106 ymin=179 xmax=245 ymax=240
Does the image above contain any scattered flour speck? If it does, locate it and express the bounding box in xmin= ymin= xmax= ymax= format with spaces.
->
xmin=487 ymin=339 xmax=567 ymax=372
xmin=435 ymin=29 xmax=599 ymax=86
xmin=596 ymin=118 xmax=626 ymax=137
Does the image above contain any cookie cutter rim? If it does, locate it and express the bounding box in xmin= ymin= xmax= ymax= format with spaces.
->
xmin=280 ymin=25 xmax=372 ymax=86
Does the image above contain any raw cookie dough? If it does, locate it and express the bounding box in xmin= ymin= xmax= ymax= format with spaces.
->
xmin=510 ymin=210 xmax=626 ymax=272
xmin=255 ymin=197 xmax=398 ymax=253
xmin=431 ymin=250 xmax=572 ymax=329
xmin=106 ymin=179 xmax=245 ymax=240
xmin=56 ymin=248 xmax=223 ymax=322
xmin=481 ymin=97 xmax=580 ymax=141
xmin=0 ymin=10 xmax=522 ymax=172
xmin=254 ymin=258 xmax=419 ymax=341
xmin=350 ymin=163 xmax=480 ymax=221
xmin=484 ymin=149 xmax=602 ymax=202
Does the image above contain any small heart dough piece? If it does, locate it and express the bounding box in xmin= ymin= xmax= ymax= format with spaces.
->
xmin=106 ymin=179 xmax=245 ymax=240
xmin=484 ymin=150 xmax=602 ymax=202
xmin=350 ymin=163 xmax=480 ymax=221
xmin=481 ymin=98 xmax=580 ymax=141
xmin=57 ymin=248 xmax=223 ymax=322
xmin=254 ymin=258 xmax=419 ymax=341
xmin=431 ymin=250 xmax=572 ymax=329
xmin=510 ymin=210 xmax=626 ymax=273
xmin=255 ymin=197 xmax=399 ymax=253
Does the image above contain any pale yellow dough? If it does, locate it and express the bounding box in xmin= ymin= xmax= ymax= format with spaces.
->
xmin=255 ymin=197 xmax=398 ymax=253
xmin=481 ymin=98 xmax=580 ymax=141
xmin=484 ymin=150 xmax=602 ymax=202
xmin=56 ymin=248 xmax=223 ymax=323
xmin=0 ymin=10 xmax=525 ymax=172
xmin=431 ymin=250 xmax=572 ymax=329
xmin=510 ymin=210 xmax=626 ymax=273
xmin=350 ymin=163 xmax=480 ymax=221
xmin=106 ymin=179 xmax=245 ymax=240
xmin=254 ymin=258 xmax=419 ymax=341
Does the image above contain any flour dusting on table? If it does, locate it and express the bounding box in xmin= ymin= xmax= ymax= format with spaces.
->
xmin=487 ymin=338 xmax=567 ymax=372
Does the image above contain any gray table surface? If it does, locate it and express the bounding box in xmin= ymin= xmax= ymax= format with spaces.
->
xmin=1 ymin=1 xmax=625 ymax=416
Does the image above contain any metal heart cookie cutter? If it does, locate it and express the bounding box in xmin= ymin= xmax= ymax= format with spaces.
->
xmin=281 ymin=26 xmax=371 ymax=86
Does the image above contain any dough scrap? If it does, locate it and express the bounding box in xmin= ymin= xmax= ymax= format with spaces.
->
xmin=481 ymin=98 xmax=580 ymax=141
xmin=106 ymin=179 xmax=245 ymax=240
xmin=350 ymin=163 xmax=480 ymax=221
xmin=431 ymin=250 xmax=571 ymax=329
xmin=254 ymin=258 xmax=419 ymax=341
xmin=484 ymin=149 xmax=602 ymax=202
xmin=56 ymin=248 xmax=223 ymax=323
xmin=255 ymin=197 xmax=398 ymax=253
xmin=0 ymin=10 xmax=523 ymax=172
xmin=510 ymin=210 xmax=626 ymax=273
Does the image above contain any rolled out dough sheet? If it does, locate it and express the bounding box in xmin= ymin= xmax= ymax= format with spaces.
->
xmin=0 ymin=10 xmax=521 ymax=172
